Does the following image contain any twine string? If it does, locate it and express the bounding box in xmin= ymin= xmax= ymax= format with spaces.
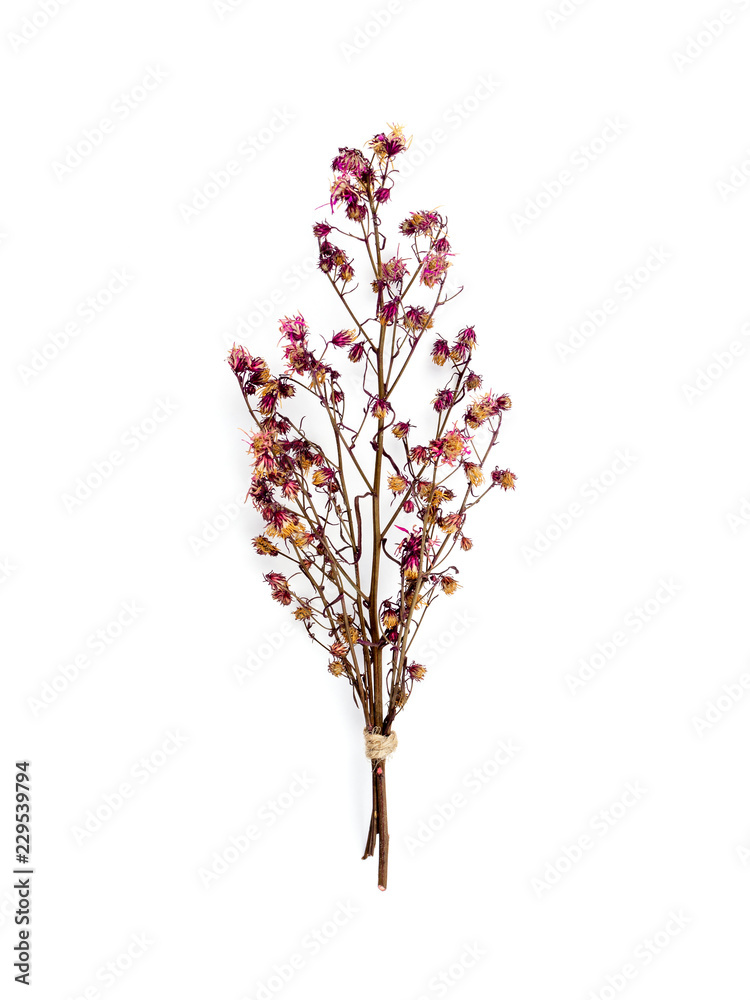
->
xmin=363 ymin=729 xmax=398 ymax=761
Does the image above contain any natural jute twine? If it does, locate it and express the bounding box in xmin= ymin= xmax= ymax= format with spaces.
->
xmin=363 ymin=729 xmax=398 ymax=761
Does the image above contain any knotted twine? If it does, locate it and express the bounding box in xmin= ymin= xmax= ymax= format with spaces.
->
xmin=363 ymin=729 xmax=398 ymax=761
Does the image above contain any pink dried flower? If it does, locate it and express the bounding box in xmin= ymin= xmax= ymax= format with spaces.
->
xmin=432 ymin=388 xmax=454 ymax=412
xmin=369 ymin=125 xmax=410 ymax=161
xmin=379 ymin=298 xmax=400 ymax=323
xmin=382 ymin=257 xmax=409 ymax=283
xmin=264 ymin=572 xmax=292 ymax=605
xmin=409 ymin=444 xmax=430 ymax=464
xmin=279 ymin=315 xmax=308 ymax=343
xmin=400 ymin=210 xmax=441 ymax=237
xmin=431 ymin=339 xmax=450 ymax=366
xmin=404 ymin=305 xmax=433 ymax=331
xmin=331 ymin=329 xmax=358 ymax=347
xmin=420 ymin=252 xmax=451 ymax=288
xmin=492 ymin=469 xmax=517 ymax=490
xmin=371 ymin=397 xmax=392 ymax=419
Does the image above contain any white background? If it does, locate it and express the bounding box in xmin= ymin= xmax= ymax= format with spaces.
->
xmin=2 ymin=0 xmax=750 ymax=997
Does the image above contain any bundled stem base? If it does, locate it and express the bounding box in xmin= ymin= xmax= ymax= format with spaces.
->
xmin=361 ymin=728 xmax=396 ymax=888
xmin=362 ymin=762 xmax=389 ymax=890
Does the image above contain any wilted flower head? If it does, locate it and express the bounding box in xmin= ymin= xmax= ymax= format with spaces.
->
xmin=420 ymin=252 xmax=451 ymax=288
xmin=228 ymin=344 xmax=253 ymax=373
xmin=381 ymin=606 xmax=399 ymax=629
xmin=431 ymin=339 xmax=450 ymax=366
xmin=381 ymin=257 xmax=409 ymax=283
xmin=331 ymin=329 xmax=358 ymax=347
xmin=279 ymin=314 xmax=309 ymax=343
xmin=432 ymin=388 xmax=454 ymax=412
xmin=439 ymin=511 xmax=465 ymax=534
xmin=492 ymin=469 xmax=517 ymax=490
xmin=397 ymin=528 xmax=424 ymax=580
xmin=264 ymin=572 xmax=292 ymax=605
xmin=399 ymin=209 xmax=441 ymax=238
xmin=371 ymin=397 xmax=392 ymax=419
xmin=332 ymin=146 xmax=370 ymax=178
xmin=348 ymin=341 xmax=365 ymax=363
xmin=369 ymin=124 xmax=410 ymax=162
xmin=379 ymin=298 xmax=400 ymax=323
xmin=441 ymin=428 xmax=470 ymax=464
xmin=404 ymin=305 xmax=433 ymax=331
xmin=312 ymin=466 xmax=337 ymax=487
xmin=253 ymin=536 xmax=280 ymax=557
xmin=463 ymin=462 xmax=484 ymax=487
xmin=409 ymin=444 xmax=430 ymax=465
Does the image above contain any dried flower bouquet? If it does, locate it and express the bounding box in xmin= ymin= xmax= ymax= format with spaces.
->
xmin=228 ymin=126 xmax=516 ymax=889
